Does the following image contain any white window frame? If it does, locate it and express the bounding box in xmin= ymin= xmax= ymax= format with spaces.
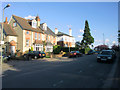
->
xmin=26 ymin=39 xmax=29 ymax=46
xmin=13 ymin=22 xmax=17 ymax=27
xmin=35 ymin=33 xmax=37 ymax=40
xmin=38 ymin=33 xmax=40 ymax=40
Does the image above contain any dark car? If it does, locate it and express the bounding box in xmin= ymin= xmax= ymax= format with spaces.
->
xmin=69 ymin=51 xmax=82 ymax=58
xmin=24 ymin=51 xmax=46 ymax=59
xmin=95 ymin=51 xmax=101 ymax=54
xmin=0 ymin=54 xmax=11 ymax=62
xmin=87 ymin=50 xmax=95 ymax=55
xmin=97 ymin=50 xmax=115 ymax=63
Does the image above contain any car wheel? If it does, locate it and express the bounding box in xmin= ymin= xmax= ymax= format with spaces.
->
xmin=97 ymin=59 xmax=100 ymax=62
xmin=34 ymin=56 xmax=38 ymax=59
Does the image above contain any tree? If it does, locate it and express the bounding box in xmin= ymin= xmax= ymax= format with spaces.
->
xmin=42 ymin=41 xmax=47 ymax=52
xmin=111 ymin=44 xmax=119 ymax=51
xmin=81 ymin=20 xmax=94 ymax=48
xmin=75 ymin=41 xmax=81 ymax=49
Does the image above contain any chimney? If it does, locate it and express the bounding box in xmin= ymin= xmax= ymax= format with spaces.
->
xmin=69 ymin=28 xmax=72 ymax=36
xmin=55 ymin=28 xmax=58 ymax=34
xmin=36 ymin=15 xmax=40 ymax=27
xmin=4 ymin=17 xmax=8 ymax=23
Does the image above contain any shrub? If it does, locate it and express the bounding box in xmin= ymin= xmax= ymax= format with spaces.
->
xmin=61 ymin=47 xmax=79 ymax=52
xmin=85 ymin=47 xmax=91 ymax=54
xmin=46 ymin=55 xmax=50 ymax=58
xmin=53 ymin=45 xmax=62 ymax=54
xmin=31 ymin=47 xmax=33 ymax=51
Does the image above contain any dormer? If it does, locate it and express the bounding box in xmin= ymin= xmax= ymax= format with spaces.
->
xmin=43 ymin=23 xmax=47 ymax=30
xmin=32 ymin=19 xmax=37 ymax=28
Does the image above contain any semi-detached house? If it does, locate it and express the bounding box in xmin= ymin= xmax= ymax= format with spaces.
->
xmin=7 ymin=15 xmax=57 ymax=54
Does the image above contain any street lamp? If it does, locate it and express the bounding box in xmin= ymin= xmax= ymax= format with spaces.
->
xmin=1 ymin=4 xmax=10 ymax=63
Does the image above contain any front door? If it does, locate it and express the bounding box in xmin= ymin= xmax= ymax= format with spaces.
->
xmin=11 ymin=46 xmax=15 ymax=55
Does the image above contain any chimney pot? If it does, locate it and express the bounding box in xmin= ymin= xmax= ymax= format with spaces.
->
xmin=4 ymin=17 xmax=8 ymax=23
xmin=69 ymin=28 xmax=72 ymax=36
xmin=55 ymin=28 xmax=58 ymax=34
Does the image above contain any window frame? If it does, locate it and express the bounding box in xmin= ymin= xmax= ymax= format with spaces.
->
xmin=35 ymin=33 xmax=37 ymax=40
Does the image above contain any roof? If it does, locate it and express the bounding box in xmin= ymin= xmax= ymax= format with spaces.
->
xmin=0 ymin=23 xmax=17 ymax=36
xmin=40 ymin=23 xmax=56 ymax=37
xmin=57 ymin=31 xmax=73 ymax=37
xmin=12 ymin=15 xmax=43 ymax=33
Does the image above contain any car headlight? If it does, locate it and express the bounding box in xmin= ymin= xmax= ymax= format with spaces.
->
xmin=108 ymin=57 xmax=112 ymax=59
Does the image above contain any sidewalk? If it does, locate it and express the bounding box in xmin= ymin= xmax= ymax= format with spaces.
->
xmin=111 ymin=51 xmax=120 ymax=88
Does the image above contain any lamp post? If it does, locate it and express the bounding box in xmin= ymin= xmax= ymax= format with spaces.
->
xmin=1 ymin=4 xmax=10 ymax=64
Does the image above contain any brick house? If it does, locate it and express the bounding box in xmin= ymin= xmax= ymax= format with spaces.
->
xmin=0 ymin=18 xmax=17 ymax=55
xmin=55 ymin=28 xmax=75 ymax=47
xmin=8 ymin=15 xmax=57 ymax=53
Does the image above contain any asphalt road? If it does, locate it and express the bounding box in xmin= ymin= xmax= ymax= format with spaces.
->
xmin=2 ymin=54 xmax=118 ymax=88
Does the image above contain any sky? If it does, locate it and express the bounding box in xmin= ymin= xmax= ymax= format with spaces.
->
xmin=0 ymin=2 xmax=118 ymax=48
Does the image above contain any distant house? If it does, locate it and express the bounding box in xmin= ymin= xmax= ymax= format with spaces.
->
xmin=8 ymin=15 xmax=57 ymax=53
xmin=0 ymin=17 xmax=17 ymax=55
xmin=55 ymin=28 xmax=75 ymax=47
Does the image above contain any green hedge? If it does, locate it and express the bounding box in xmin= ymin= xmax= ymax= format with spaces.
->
xmin=61 ymin=47 xmax=79 ymax=52
xmin=53 ymin=45 xmax=62 ymax=54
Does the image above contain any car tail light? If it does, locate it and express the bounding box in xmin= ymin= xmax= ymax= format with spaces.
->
xmin=74 ymin=53 xmax=76 ymax=55
xmin=39 ymin=54 xmax=41 ymax=56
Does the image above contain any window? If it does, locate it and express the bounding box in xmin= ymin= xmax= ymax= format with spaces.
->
xmin=43 ymin=23 xmax=47 ymax=30
xmin=38 ymin=34 xmax=40 ymax=40
xmin=26 ymin=31 xmax=29 ymax=34
xmin=32 ymin=20 xmax=37 ymax=28
xmin=49 ymin=36 xmax=50 ymax=41
xmin=42 ymin=34 xmax=45 ymax=41
xmin=26 ymin=39 xmax=29 ymax=46
xmin=13 ymin=22 xmax=17 ymax=27
xmin=35 ymin=33 xmax=37 ymax=39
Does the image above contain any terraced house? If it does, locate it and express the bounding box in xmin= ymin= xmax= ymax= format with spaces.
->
xmin=5 ymin=15 xmax=57 ymax=54
xmin=0 ymin=18 xmax=17 ymax=55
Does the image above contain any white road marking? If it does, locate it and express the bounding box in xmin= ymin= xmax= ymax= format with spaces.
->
xmin=53 ymin=80 xmax=64 ymax=87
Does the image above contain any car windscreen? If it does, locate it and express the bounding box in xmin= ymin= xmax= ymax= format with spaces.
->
xmin=101 ymin=51 xmax=112 ymax=55
xmin=71 ymin=51 xmax=75 ymax=53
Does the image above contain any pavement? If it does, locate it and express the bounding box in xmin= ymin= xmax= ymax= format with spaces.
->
xmin=110 ymin=51 xmax=120 ymax=88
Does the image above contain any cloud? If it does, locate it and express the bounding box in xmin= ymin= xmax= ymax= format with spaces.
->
xmin=112 ymin=41 xmax=116 ymax=44
xmin=78 ymin=35 xmax=83 ymax=38
xmin=80 ymin=29 xmax=84 ymax=33
xmin=24 ymin=15 xmax=36 ymax=19
xmin=67 ymin=25 xmax=72 ymax=28
xmin=105 ymin=39 xmax=110 ymax=43
xmin=95 ymin=40 xmax=102 ymax=43
xmin=93 ymin=30 xmax=97 ymax=32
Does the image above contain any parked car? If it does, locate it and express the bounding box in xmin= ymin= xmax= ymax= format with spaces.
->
xmin=87 ymin=50 xmax=95 ymax=55
xmin=24 ymin=51 xmax=46 ymax=59
xmin=69 ymin=51 xmax=82 ymax=58
xmin=0 ymin=54 xmax=11 ymax=62
xmin=95 ymin=51 xmax=101 ymax=54
xmin=97 ymin=50 xmax=116 ymax=63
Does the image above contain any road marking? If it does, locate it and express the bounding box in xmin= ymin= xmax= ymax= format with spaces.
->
xmin=53 ymin=80 xmax=63 ymax=87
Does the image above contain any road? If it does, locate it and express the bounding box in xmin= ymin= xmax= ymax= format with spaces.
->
xmin=2 ymin=54 xmax=118 ymax=88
